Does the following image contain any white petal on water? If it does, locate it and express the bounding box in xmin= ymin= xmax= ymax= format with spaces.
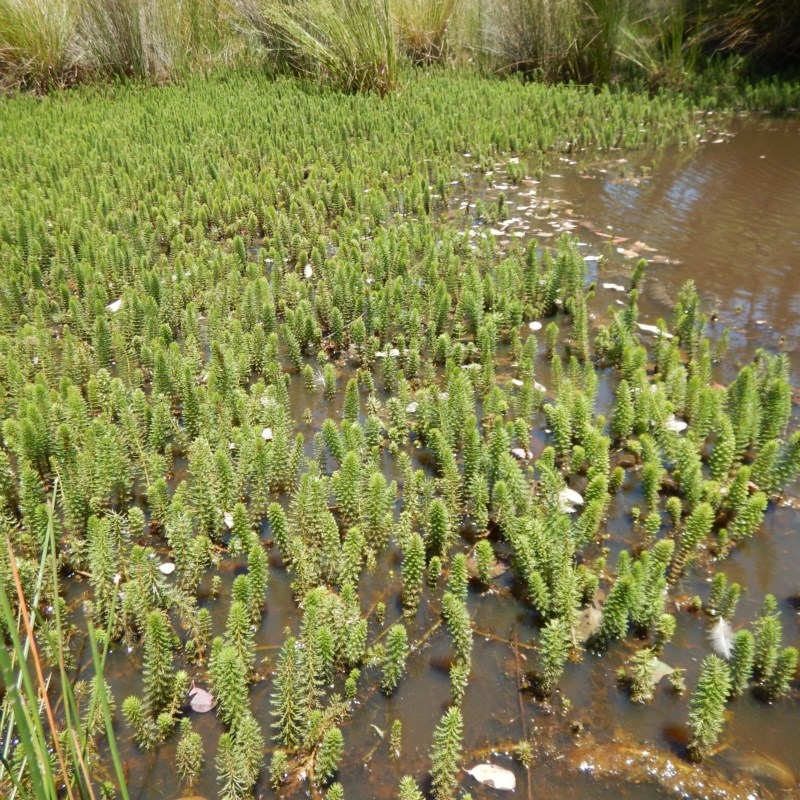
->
xmin=511 ymin=378 xmax=524 ymax=387
xmin=388 ymin=348 xmax=400 ymax=357
xmin=224 ymin=511 xmax=234 ymax=530
xmin=636 ymin=322 xmax=674 ymax=339
xmin=303 ymin=263 xmax=313 ymax=279
xmin=158 ymin=562 xmax=176 ymax=575
xmin=534 ymin=381 xmax=547 ymax=393
xmin=405 ymin=402 xmax=418 ymax=414
xmin=261 ymin=427 xmax=273 ymax=441
xmin=528 ymin=321 xmax=543 ymax=331
xmin=602 ymin=282 xmax=626 ymax=292
xmin=511 ymin=447 xmax=528 ymax=460
xmin=465 ymin=763 xmax=517 ymax=791
xmin=106 ymin=299 xmax=123 ymax=313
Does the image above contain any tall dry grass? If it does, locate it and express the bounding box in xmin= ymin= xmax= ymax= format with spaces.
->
xmin=0 ymin=0 xmax=234 ymax=89
xmin=0 ymin=0 xmax=78 ymax=90
xmin=230 ymin=0 xmax=399 ymax=93
xmin=391 ymin=0 xmax=462 ymax=64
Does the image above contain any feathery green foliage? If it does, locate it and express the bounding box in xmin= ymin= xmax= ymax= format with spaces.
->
xmin=688 ymin=655 xmax=731 ymax=761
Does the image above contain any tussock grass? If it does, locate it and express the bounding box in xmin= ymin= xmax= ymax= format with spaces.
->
xmin=230 ymin=0 xmax=398 ymax=93
xmin=391 ymin=0 xmax=462 ymax=64
xmin=0 ymin=0 xmax=78 ymax=90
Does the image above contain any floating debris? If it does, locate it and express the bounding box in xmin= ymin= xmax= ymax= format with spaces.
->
xmin=652 ymin=659 xmax=676 ymax=685
xmin=558 ymin=487 xmax=584 ymax=513
xmin=187 ymin=685 xmax=215 ymax=713
xmin=223 ymin=511 xmax=234 ymax=530
xmin=602 ymin=282 xmax=625 ymax=292
xmin=528 ymin=321 xmax=543 ymax=331
xmin=573 ymin=604 xmax=603 ymax=643
xmin=636 ymin=322 xmax=673 ymax=338
xmin=106 ymin=299 xmax=123 ymax=313
xmin=465 ymin=763 xmax=516 ymax=791
xmin=664 ymin=415 xmax=688 ymax=433
xmin=158 ymin=562 xmax=176 ymax=575
xmin=708 ymin=618 xmax=733 ymax=660
xmin=261 ymin=427 xmax=273 ymax=441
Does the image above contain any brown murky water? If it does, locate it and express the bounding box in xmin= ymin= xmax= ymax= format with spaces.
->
xmin=94 ymin=118 xmax=800 ymax=800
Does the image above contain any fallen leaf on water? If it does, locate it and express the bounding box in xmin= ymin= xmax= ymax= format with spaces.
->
xmin=652 ymin=659 xmax=675 ymax=684
xmin=465 ymin=763 xmax=516 ymax=791
xmin=573 ymin=605 xmax=602 ymax=643
xmin=188 ymin=685 xmax=215 ymax=713
xmin=558 ymin=487 xmax=584 ymax=513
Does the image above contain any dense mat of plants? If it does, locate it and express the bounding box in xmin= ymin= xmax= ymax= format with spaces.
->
xmin=0 ymin=73 xmax=797 ymax=799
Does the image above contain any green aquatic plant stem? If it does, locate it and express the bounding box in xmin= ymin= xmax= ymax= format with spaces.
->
xmin=429 ymin=705 xmax=463 ymax=800
xmin=688 ymin=654 xmax=731 ymax=761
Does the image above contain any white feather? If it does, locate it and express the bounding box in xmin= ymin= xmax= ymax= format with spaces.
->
xmin=708 ymin=618 xmax=733 ymax=660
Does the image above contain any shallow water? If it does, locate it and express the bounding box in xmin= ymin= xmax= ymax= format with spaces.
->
xmin=86 ymin=117 xmax=800 ymax=800
xmin=547 ymin=117 xmax=800 ymax=371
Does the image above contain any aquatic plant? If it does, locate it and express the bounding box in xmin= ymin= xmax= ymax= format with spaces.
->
xmin=271 ymin=636 xmax=308 ymax=749
xmin=176 ymin=718 xmax=204 ymax=788
xmin=429 ymin=706 xmax=463 ymax=800
xmin=728 ymin=629 xmax=755 ymax=697
xmin=381 ymin=623 xmax=409 ymax=693
xmin=629 ymin=647 xmax=658 ymax=703
xmin=398 ymin=775 xmax=425 ymax=800
xmin=687 ymin=654 xmax=731 ymax=761
xmin=0 ymin=59 xmax=797 ymax=800
xmin=536 ymin=617 xmax=571 ymax=697
xmin=315 ymin=726 xmax=345 ymax=785
xmin=211 ymin=642 xmax=251 ymax=729
xmin=442 ymin=591 xmax=473 ymax=663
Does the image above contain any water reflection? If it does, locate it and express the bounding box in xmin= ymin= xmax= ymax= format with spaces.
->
xmin=549 ymin=119 xmax=800 ymax=362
